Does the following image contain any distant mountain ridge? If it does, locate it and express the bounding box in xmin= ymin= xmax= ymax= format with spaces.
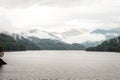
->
xmin=0 ymin=32 xmax=86 ymax=51
xmin=21 ymin=29 xmax=61 ymax=40
xmin=22 ymin=28 xmax=120 ymax=45
xmin=91 ymin=29 xmax=120 ymax=34
xmin=1 ymin=28 xmax=120 ymax=50
xmin=91 ymin=29 xmax=120 ymax=39
xmin=28 ymin=36 xmax=86 ymax=50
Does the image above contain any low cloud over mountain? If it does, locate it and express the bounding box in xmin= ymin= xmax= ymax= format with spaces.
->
xmin=19 ymin=28 xmax=120 ymax=44
xmin=0 ymin=0 xmax=120 ymax=45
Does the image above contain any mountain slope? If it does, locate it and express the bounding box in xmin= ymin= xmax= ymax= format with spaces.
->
xmin=2 ymin=28 xmax=120 ymax=50
xmin=91 ymin=29 xmax=120 ymax=39
xmin=21 ymin=29 xmax=61 ymax=40
xmin=86 ymin=36 xmax=120 ymax=52
xmin=29 ymin=37 xmax=86 ymax=50
xmin=0 ymin=33 xmax=41 ymax=51
xmin=82 ymin=41 xmax=102 ymax=48
xmin=22 ymin=28 xmax=120 ymax=46
xmin=0 ymin=31 xmax=86 ymax=50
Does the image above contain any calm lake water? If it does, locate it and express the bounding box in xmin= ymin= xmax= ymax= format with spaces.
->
xmin=0 ymin=51 xmax=120 ymax=80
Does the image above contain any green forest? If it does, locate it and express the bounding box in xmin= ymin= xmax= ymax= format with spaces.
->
xmin=0 ymin=33 xmax=41 ymax=51
xmin=1 ymin=33 xmax=120 ymax=52
xmin=0 ymin=33 xmax=86 ymax=51
xmin=29 ymin=37 xmax=86 ymax=50
xmin=86 ymin=36 xmax=120 ymax=52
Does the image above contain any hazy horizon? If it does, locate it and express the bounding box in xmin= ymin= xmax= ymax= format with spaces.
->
xmin=0 ymin=0 xmax=120 ymax=43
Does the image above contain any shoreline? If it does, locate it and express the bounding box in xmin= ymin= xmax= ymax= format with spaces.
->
xmin=0 ymin=58 xmax=7 ymax=66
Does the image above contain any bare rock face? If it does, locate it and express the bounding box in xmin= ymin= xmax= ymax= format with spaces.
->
xmin=0 ymin=58 xmax=7 ymax=66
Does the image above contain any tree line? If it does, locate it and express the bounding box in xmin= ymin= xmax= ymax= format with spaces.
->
xmin=0 ymin=33 xmax=41 ymax=51
xmin=86 ymin=36 xmax=120 ymax=52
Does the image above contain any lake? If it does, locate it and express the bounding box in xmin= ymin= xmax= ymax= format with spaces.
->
xmin=0 ymin=51 xmax=120 ymax=80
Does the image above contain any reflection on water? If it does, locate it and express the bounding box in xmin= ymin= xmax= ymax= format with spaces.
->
xmin=0 ymin=51 xmax=120 ymax=80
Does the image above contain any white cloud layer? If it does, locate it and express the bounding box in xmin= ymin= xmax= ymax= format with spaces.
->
xmin=0 ymin=0 xmax=119 ymax=32
xmin=61 ymin=33 xmax=106 ymax=43
xmin=0 ymin=0 xmax=120 ymax=43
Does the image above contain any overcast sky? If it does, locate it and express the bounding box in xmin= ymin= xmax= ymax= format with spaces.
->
xmin=0 ymin=0 xmax=120 ymax=33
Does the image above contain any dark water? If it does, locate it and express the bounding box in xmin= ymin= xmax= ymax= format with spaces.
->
xmin=0 ymin=51 xmax=120 ymax=80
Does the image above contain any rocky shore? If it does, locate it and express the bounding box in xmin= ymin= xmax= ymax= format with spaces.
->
xmin=0 ymin=58 xmax=7 ymax=66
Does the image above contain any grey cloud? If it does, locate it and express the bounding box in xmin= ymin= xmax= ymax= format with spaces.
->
xmin=61 ymin=29 xmax=87 ymax=37
xmin=0 ymin=0 xmax=120 ymax=33
xmin=0 ymin=0 xmax=100 ymax=8
xmin=0 ymin=0 xmax=38 ymax=8
xmin=0 ymin=15 xmax=18 ymax=32
xmin=63 ymin=10 xmax=120 ymax=29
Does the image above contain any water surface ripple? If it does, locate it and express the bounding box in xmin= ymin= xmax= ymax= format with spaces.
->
xmin=0 ymin=51 xmax=120 ymax=80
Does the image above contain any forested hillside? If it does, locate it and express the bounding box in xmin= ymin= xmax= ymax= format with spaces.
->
xmin=0 ymin=33 xmax=85 ymax=51
xmin=0 ymin=33 xmax=41 ymax=51
xmin=86 ymin=36 xmax=120 ymax=52
xmin=29 ymin=37 xmax=86 ymax=50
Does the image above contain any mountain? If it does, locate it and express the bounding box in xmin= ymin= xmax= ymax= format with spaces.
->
xmin=83 ymin=28 xmax=120 ymax=47
xmin=71 ymin=43 xmax=86 ymax=50
xmin=21 ymin=29 xmax=61 ymax=40
xmin=91 ymin=29 xmax=120 ymax=34
xmin=0 ymin=33 xmax=41 ymax=51
xmin=20 ymin=28 xmax=120 ymax=48
xmin=29 ymin=37 xmax=86 ymax=50
xmin=20 ymin=29 xmax=86 ymax=50
xmin=0 ymin=31 xmax=86 ymax=50
xmin=91 ymin=29 xmax=120 ymax=39
xmin=21 ymin=28 xmax=88 ymax=42
xmin=14 ymin=34 xmax=41 ymax=50
xmin=82 ymin=41 xmax=102 ymax=48
xmin=2 ymin=28 xmax=120 ymax=50
xmin=1 ymin=28 xmax=120 ymax=51
xmin=86 ymin=36 xmax=120 ymax=52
